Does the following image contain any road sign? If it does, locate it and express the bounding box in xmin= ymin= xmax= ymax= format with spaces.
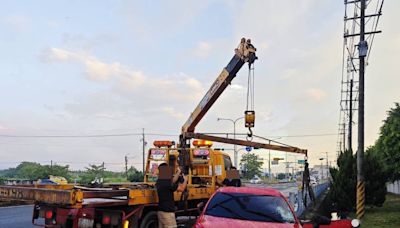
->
xmin=245 ymin=146 xmax=252 ymax=152
xmin=298 ymin=160 xmax=305 ymax=165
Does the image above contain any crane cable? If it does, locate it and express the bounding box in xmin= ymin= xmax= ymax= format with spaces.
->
xmin=245 ymin=62 xmax=256 ymax=140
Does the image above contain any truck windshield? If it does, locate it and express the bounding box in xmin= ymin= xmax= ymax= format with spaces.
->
xmin=205 ymin=192 xmax=296 ymax=223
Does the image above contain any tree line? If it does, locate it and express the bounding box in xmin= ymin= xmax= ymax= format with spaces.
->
xmin=330 ymin=103 xmax=400 ymax=214
xmin=0 ymin=162 xmax=144 ymax=185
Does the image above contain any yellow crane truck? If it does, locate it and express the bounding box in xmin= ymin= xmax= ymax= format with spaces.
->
xmin=0 ymin=140 xmax=238 ymax=228
xmin=0 ymin=39 xmax=311 ymax=228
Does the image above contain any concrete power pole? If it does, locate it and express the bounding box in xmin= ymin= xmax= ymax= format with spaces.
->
xmin=343 ymin=0 xmax=383 ymax=220
xmin=356 ymin=0 xmax=366 ymax=220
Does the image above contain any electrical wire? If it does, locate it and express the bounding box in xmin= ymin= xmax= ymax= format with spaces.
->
xmin=0 ymin=132 xmax=178 ymax=138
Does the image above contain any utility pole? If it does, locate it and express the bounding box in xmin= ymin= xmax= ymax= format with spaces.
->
xmin=342 ymin=123 xmax=346 ymax=152
xmin=125 ymin=155 xmax=128 ymax=179
xmin=141 ymin=128 xmax=147 ymax=173
xmin=348 ymin=79 xmax=353 ymax=152
xmin=101 ymin=162 xmax=105 ymax=179
xmin=326 ymin=152 xmax=329 ymax=179
xmin=268 ymin=148 xmax=271 ymax=181
xmin=356 ymin=0 xmax=367 ymax=220
xmin=342 ymin=0 xmax=383 ymax=220
xmin=285 ymin=152 xmax=288 ymax=179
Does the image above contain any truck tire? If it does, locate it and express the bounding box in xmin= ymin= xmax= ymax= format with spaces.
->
xmin=139 ymin=211 xmax=158 ymax=228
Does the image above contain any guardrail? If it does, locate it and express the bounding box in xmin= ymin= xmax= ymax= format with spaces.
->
xmin=288 ymin=181 xmax=330 ymax=217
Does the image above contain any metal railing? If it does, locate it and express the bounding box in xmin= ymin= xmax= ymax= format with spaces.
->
xmin=288 ymin=181 xmax=330 ymax=217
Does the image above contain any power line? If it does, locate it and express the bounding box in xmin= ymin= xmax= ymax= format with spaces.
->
xmin=0 ymin=132 xmax=336 ymax=139
xmin=0 ymin=132 xmax=177 ymax=138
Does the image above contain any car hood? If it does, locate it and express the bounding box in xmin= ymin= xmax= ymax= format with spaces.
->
xmin=198 ymin=215 xmax=301 ymax=228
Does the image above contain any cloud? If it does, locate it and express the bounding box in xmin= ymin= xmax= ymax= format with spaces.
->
xmin=43 ymin=48 xmax=144 ymax=83
xmin=2 ymin=15 xmax=30 ymax=32
xmin=231 ymin=84 xmax=245 ymax=91
xmin=193 ymin=41 xmax=212 ymax=58
xmin=119 ymin=1 xmax=213 ymax=41
xmin=162 ymin=107 xmax=184 ymax=119
xmin=0 ymin=124 xmax=12 ymax=132
xmin=42 ymin=48 xmax=204 ymax=101
xmin=305 ymin=88 xmax=327 ymax=102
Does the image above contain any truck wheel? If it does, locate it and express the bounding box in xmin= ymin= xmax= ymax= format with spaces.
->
xmin=140 ymin=211 xmax=158 ymax=228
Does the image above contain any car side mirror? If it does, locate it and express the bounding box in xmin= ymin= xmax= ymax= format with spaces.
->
xmin=197 ymin=202 xmax=205 ymax=212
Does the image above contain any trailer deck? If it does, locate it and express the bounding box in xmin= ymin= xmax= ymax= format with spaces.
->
xmin=0 ymin=183 xmax=214 ymax=208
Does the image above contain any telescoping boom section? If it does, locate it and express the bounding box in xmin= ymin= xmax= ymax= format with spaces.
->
xmin=181 ymin=38 xmax=257 ymax=135
xmin=179 ymin=38 xmax=257 ymax=170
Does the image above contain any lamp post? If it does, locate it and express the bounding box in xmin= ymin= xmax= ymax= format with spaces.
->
xmin=217 ymin=116 xmax=244 ymax=168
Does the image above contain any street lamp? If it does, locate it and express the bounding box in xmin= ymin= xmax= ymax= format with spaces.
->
xmin=217 ymin=116 xmax=244 ymax=168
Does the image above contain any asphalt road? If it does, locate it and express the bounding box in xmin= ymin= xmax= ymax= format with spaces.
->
xmin=0 ymin=183 xmax=299 ymax=228
xmin=0 ymin=205 xmax=36 ymax=228
xmin=246 ymin=182 xmax=299 ymax=196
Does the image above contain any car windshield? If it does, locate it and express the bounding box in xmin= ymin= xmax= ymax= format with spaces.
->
xmin=205 ymin=192 xmax=296 ymax=223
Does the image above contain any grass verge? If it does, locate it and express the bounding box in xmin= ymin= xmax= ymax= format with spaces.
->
xmin=360 ymin=193 xmax=400 ymax=228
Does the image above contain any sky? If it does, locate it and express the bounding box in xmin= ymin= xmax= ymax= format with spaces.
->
xmin=0 ymin=0 xmax=398 ymax=173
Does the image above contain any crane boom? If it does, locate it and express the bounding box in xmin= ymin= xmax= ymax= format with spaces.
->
xmin=178 ymin=38 xmax=257 ymax=172
xmin=181 ymin=39 xmax=257 ymax=135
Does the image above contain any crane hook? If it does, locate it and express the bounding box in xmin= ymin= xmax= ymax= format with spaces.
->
xmin=246 ymin=128 xmax=253 ymax=141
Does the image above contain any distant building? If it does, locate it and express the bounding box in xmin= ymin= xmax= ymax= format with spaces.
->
xmin=311 ymin=165 xmax=330 ymax=180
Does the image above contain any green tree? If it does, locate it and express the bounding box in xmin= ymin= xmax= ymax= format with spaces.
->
xmin=374 ymin=103 xmax=400 ymax=181
xmin=79 ymin=164 xmax=106 ymax=184
xmin=364 ymin=147 xmax=389 ymax=207
xmin=240 ymin=153 xmax=263 ymax=179
xmin=42 ymin=164 xmax=71 ymax=181
xmin=329 ymin=150 xmax=356 ymax=212
xmin=16 ymin=162 xmax=46 ymax=180
xmin=127 ymin=166 xmax=144 ymax=182
xmin=0 ymin=167 xmax=17 ymax=178
xmin=330 ymin=147 xmax=389 ymax=212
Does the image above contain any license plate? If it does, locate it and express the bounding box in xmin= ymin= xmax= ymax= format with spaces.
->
xmin=78 ymin=218 xmax=94 ymax=228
